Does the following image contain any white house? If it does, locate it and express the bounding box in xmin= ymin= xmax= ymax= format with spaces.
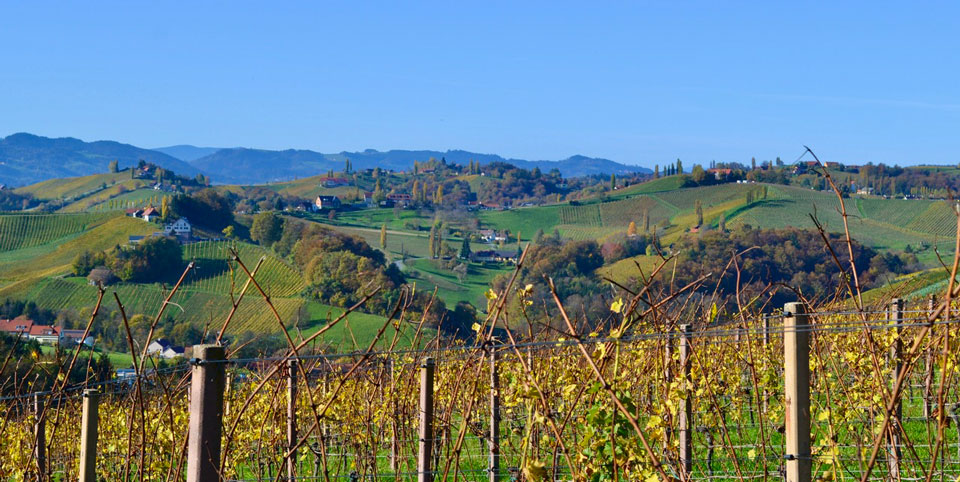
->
xmin=141 ymin=207 xmax=159 ymax=222
xmin=162 ymin=346 xmax=185 ymax=359
xmin=146 ymin=339 xmax=172 ymax=356
xmin=314 ymin=195 xmax=341 ymax=211
xmin=164 ymin=218 xmax=192 ymax=238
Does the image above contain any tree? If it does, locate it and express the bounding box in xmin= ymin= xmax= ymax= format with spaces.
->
xmin=610 ymin=174 xmax=616 ymax=190
xmin=695 ymin=199 xmax=703 ymax=226
xmin=691 ymin=164 xmax=706 ymax=183
xmin=250 ymin=212 xmax=284 ymax=247
xmin=222 ymin=225 xmax=235 ymax=239
xmin=642 ymin=208 xmax=650 ymax=232
xmin=654 ymin=165 xmax=659 ymax=178
xmin=718 ymin=213 xmax=726 ymax=232
xmin=434 ymin=185 xmax=444 ymax=205
xmin=160 ymin=196 xmax=170 ymax=220
xmin=380 ymin=224 xmax=387 ymax=249
xmin=460 ymin=236 xmax=472 ymax=259
xmin=676 ymin=159 xmax=683 ymax=175
xmin=428 ymin=225 xmax=437 ymax=259
xmin=108 ymin=160 xmax=119 ymax=173
xmin=751 ymin=157 xmax=757 ymax=170
xmin=627 ymin=221 xmax=637 ymax=237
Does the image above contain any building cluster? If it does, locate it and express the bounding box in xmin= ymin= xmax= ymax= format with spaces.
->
xmin=128 ymin=216 xmax=193 ymax=245
xmin=0 ymin=316 xmax=94 ymax=346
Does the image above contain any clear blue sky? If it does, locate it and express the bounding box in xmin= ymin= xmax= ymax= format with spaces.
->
xmin=1 ymin=2 xmax=958 ymax=166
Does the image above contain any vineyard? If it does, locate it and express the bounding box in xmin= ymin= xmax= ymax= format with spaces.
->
xmin=0 ymin=213 xmax=115 ymax=251
xmin=4 ymin=233 xmax=960 ymax=481
xmin=182 ymin=241 xmax=306 ymax=298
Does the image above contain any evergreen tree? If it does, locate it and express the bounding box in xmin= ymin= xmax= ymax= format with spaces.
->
xmin=676 ymin=159 xmax=683 ymax=175
xmin=610 ymin=173 xmax=616 ymax=190
xmin=695 ymin=199 xmax=703 ymax=226
xmin=380 ymin=224 xmax=387 ymax=249
xmin=459 ymin=236 xmax=471 ymax=259
xmin=654 ymin=165 xmax=659 ymax=178
xmin=642 ymin=208 xmax=650 ymax=232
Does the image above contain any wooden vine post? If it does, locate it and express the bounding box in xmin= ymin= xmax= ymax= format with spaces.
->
xmin=79 ymin=389 xmax=100 ymax=482
xmin=186 ymin=345 xmax=227 ymax=482
xmin=418 ymin=357 xmax=436 ymax=482
xmin=783 ymin=302 xmax=811 ymax=482
xmin=923 ymin=295 xmax=936 ymax=419
xmin=287 ymin=359 xmax=298 ymax=481
xmin=888 ymin=298 xmax=903 ymax=479
xmin=33 ymin=393 xmax=47 ymax=481
xmin=678 ymin=324 xmax=693 ymax=477
xmin=489 ymin=348 xmax=500 ymax=482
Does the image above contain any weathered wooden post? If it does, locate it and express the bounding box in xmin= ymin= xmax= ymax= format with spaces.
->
xmin=762 ymin=316 xmax=771 ymax=414
xmin=489 ymin=348 xmax=500 ymax=482
xmin=186 ymin=345 xmax=227 ymax=482
xmin=418 ymin=357 xmax=435 ymax=482
xmin=33 ymin=393 xmax=47 ymax=481
xmin=663 ymin=332 xmax=673 ymax=454
xmin=287 ymin=359 xmax=298 ymax=481
xmin=390 ymin=358 xmax=399 ymax=472
xmin=888 ymin=298 xmax=903 ymax=479
xmin=924 ymin=295 xmax=936 ymax=419
xmin=784 ymin=302 xmax=811 ymax=482
xmin=78 ymin=389 xmax=99 ymax=482
xmin=678 ymin=324 xmax=693 ymax=477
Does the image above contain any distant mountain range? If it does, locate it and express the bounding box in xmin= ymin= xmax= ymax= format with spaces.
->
xmin=0 ymin=133 xmax=199 ymax=187
xmin=0 ymin=133 xmax=650 ymax=187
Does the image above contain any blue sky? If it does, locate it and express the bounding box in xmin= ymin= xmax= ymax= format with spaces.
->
xmin=1 ymin=1 xmax=957 ymax=166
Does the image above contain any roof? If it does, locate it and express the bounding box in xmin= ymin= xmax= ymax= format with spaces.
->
xmin=316 ymin=195 xmax=339 ymax=201
xmin=29 ymin=325 xmax=58 ymax=337
xmin=142 ymin=207 xmax=158 ymax=216
xmin=0 ymin=317 xmax=34 ymax=333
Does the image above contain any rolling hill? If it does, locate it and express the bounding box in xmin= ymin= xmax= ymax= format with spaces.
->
xmin=192 ymin=147 xmax=650 ymax=184
xmin=0 ymin=133 xmax=199 ymax=187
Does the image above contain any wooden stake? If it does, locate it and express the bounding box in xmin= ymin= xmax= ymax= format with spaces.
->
xmin=418 ymin=357 xmax=435 ymax=482
xmin=784 ymin=302 xmax=811 ymax=482
xmin=186 ymin=345 xmax=227 ymax=482
xmin=287 ymin=359 xmax=298 ymax=481
xmin=678 ymin=324 xmax=693 ymax=477
xmin=33 ymin=393 xmax=46 ymax=481
xmin=888 ymin=299 xmax=903 ymax=479
xmin=489 ymin=349 xmax=500 ymax=482
xmin=79 ymin=389 xmax=99 ymax=482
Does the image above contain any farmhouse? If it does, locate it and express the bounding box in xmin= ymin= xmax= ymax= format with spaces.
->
xmin=386 ymin=193 xmax=412 ymax=208
xmin=146 ymin=339 xmax=186 ymax=358
xmin=0 ymin=316 xmax=34 ymax=337
xmin=141 ymin=207 xmax=159 ymax=221
xmin=29 ymin=325 xmax=59 ymax=344
xmin=314 ymin=195 xmax=341 ymax=210
xmin=164 ymin=217 xmax=192 ymax=240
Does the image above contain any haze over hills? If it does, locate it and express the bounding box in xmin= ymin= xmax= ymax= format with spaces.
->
xmin=0 ymin=132 xmax=649 ymax=187
xmin=152 ymin=145 xmax=222 ymax=163
xmin=172 ymin=146 xmax=652 ymax=184
xmin=0 ymin=133 xmax=199 ymax=187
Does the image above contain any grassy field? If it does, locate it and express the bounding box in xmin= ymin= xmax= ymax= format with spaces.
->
xmin=405 ymin=258 xmax=512 ymax=308
xmin=291 ymin=301 xmax=435 ymax=351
